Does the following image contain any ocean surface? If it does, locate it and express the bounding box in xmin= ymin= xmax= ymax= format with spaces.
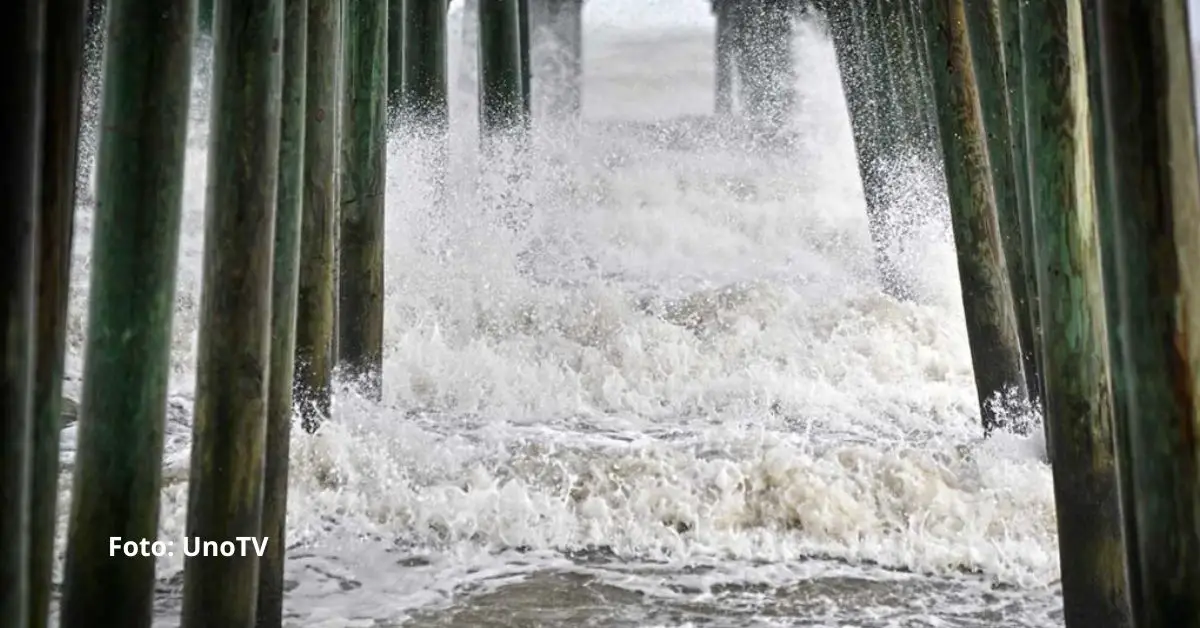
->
xmin=54 ymin=1 xmax=1062 ymax=626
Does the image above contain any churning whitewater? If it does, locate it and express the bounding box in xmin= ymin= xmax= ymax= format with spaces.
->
xmin=55 ymin=1 xmax=1061 ymax=626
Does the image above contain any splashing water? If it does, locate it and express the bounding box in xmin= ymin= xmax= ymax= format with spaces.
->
xmin=56 ymin=3 xmax=1061 ymax=626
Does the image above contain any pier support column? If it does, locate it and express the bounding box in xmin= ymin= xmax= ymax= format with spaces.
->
xmin=60 ymin=0 xmax=195 ymax=625
xmin=922 ymin=0 xmax=1027 ymax=435
xmin=963 ymin=0 xmax=1040 ymax=408
xmin=29 ymin=0 xmax=88 ymax=624
xmin=1091 ymin=0 xmax=1200 ymax=624
xmin=180 ymin=0 xmax=283 ymax=624
xmin=537 ymin=0 xmax=581 ymax=119
xmin=294 ymin=0 xmax=341 ymax=433
xmin=1 ymin=1 xmax=46 ymax=626
xmin=822 ymin=0 xmax=912 ymax=300
xmin=338 ymin=0 xmax=388 ymax=400
xmin=399 ymin=0 xmax=449 ymax=130
xmin=256 ymin=0 xmax=307 ymax=625
xmin=713 ymin=0 xmax=736 ymax=115
xmin=1019 ymin=0 xmax=1129 ymax=623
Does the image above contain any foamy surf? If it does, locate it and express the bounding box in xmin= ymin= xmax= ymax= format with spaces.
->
xmin=55 ymin=3 xmax=1060 ymax=626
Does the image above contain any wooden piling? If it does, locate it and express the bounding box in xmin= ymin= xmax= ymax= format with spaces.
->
xmin=994 ymin=0 xmax=1045 ymax=414
xmin=59 ymin=0 xmax=195 ymax=625
xmin=338 ymin=0 xmax=387 ymax=400
xmin=518 ymin=0 xmax=532 ymax=125
xmin=479 ymin=0 xmax=525 ymax=135
xmin=922 ymin=0 xmax=1027 ymax=435
xmin=294 ymin=0 xmax=342 ymax=433
xmin=1091 ymin=0 xmax=1200 ymax=624
xmin=29 ymin=0 xmax=88 ymax=624
xmin=1080 ymin=0 xmax=1141 ymax=620
xmin=540 ymin=0 xmax=581 ymax=119
xmin=1018 ymin=0 xmax=1129 ymax=623
xmin=714 ymin=0 xmax=735 ymax=115
xmin=200 ymin=0 xmax=213 ymax=36
xmin=401 ymin=0 xmax=449 ymax=129
xmin=387 ymin=0 xmax=402 ymax=118
xmin=901 ymin=0 xmax=938 ymax=150
xmin=821 ymin=0 xmax=913 ymax=301
xmin=0 ymin=1 xmax=47 ymax=626
xmin=880 ymin=0 xmax=926 ymax=151
xmin=180 ymin=0 xmax=283 ymax=624
xmin=256 ymin=0 xmax=307 ymax=626
xmin=962 ymin=0 xmax=1040 ymax=410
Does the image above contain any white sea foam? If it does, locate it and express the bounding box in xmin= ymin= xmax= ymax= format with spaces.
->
xmin=56 ymin=2 xmax=1059 ymax=626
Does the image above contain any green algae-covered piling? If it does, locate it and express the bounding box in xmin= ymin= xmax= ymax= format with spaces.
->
xmin=997 ymin=0 xmax=1043 ymax=414
xmin=180 ymin=0 xmax=282 ymax=624
xmin=923 ymin=0 xmax=1027 ymax=435
xmin=59 ymin=0 xmax=195 ymax=625
xmin=338 ymin=0 xmax=387 ymax=400
xmin=29 ymin=0 xmax=88 ymax=625
xmin=295 ymin=0 xmax=342 ymax=433
xmin=1080 ymin=0 xmax=1140 ymax=620
xmin=401 ymin=0 xmax=449 ymax=129
xmin=1019 ymin=0 xmax=1129 ymax=623
xmin=1091 ymin=0 xmax=1200 ymax=624
xmin=821 ymin=0 xmax=912 ymax=301
xmin=479 ymin=0 xmax=525 ymax=135
xmin=0 ymin=1 xmax=45 ymax=626
xmin=962 ymin=0 xmax=1040 ymax=408
xmin=256 ymin=0 xmax=307 ymax=626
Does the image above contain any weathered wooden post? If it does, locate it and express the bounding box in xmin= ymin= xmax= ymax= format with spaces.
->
xmin=338 ymin=0 xmax=387 ymax=400
xmin=995 ymin=0 xmax=1045 ymax=413
xmin=29 ymin=0 xmax=88 ymax=625
xmin=820 ymin=0 xmax=912 ymax=300
xmin=199 ymin=0 xmax=213 ymax=36
xmin=180 ymin=0 xmax=282 ymax=624
xmin=294 ymin=0 xmax=342 ymax=433
xmin=1079 ymin=0 xmax=1141 ymax=620
xmin=400 ymin=0 xmax=449 ymax=129
xmin=901 ymin=0 xmax=938 ymax=150
xmin=962 ymin=0 xmax=1040 ymax=407
xmin=387 ymin=0 xmax=402 ymax=117
xmin=1019 ymin=0 xmax=1129 ymax=623
xmin=1090 ymin=0 xmax=1200 ymax=624
xmin=538 ymin=0 xmax=582 ymax=119
xmin=479 ymin=0 xmax=525 ymax=135
xmin=519 ymin=0 xmax=532 ymax=125
xmin=922 ymin=0 xmax=1027 ymax=435
xmin=713 ymin=0 xmax=735 ymax=115
xmin=1 ymin=2 xmax=46 ymax=626
xmin=256 ymin=0 xmax=307 ymax=626
xmin=879 ymin=0 xmax=925 ymax=151
xmin=738 ymin=0 xmax=794 ymax=132
xmin=59 ymin=1 xmax=195 ymax=627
